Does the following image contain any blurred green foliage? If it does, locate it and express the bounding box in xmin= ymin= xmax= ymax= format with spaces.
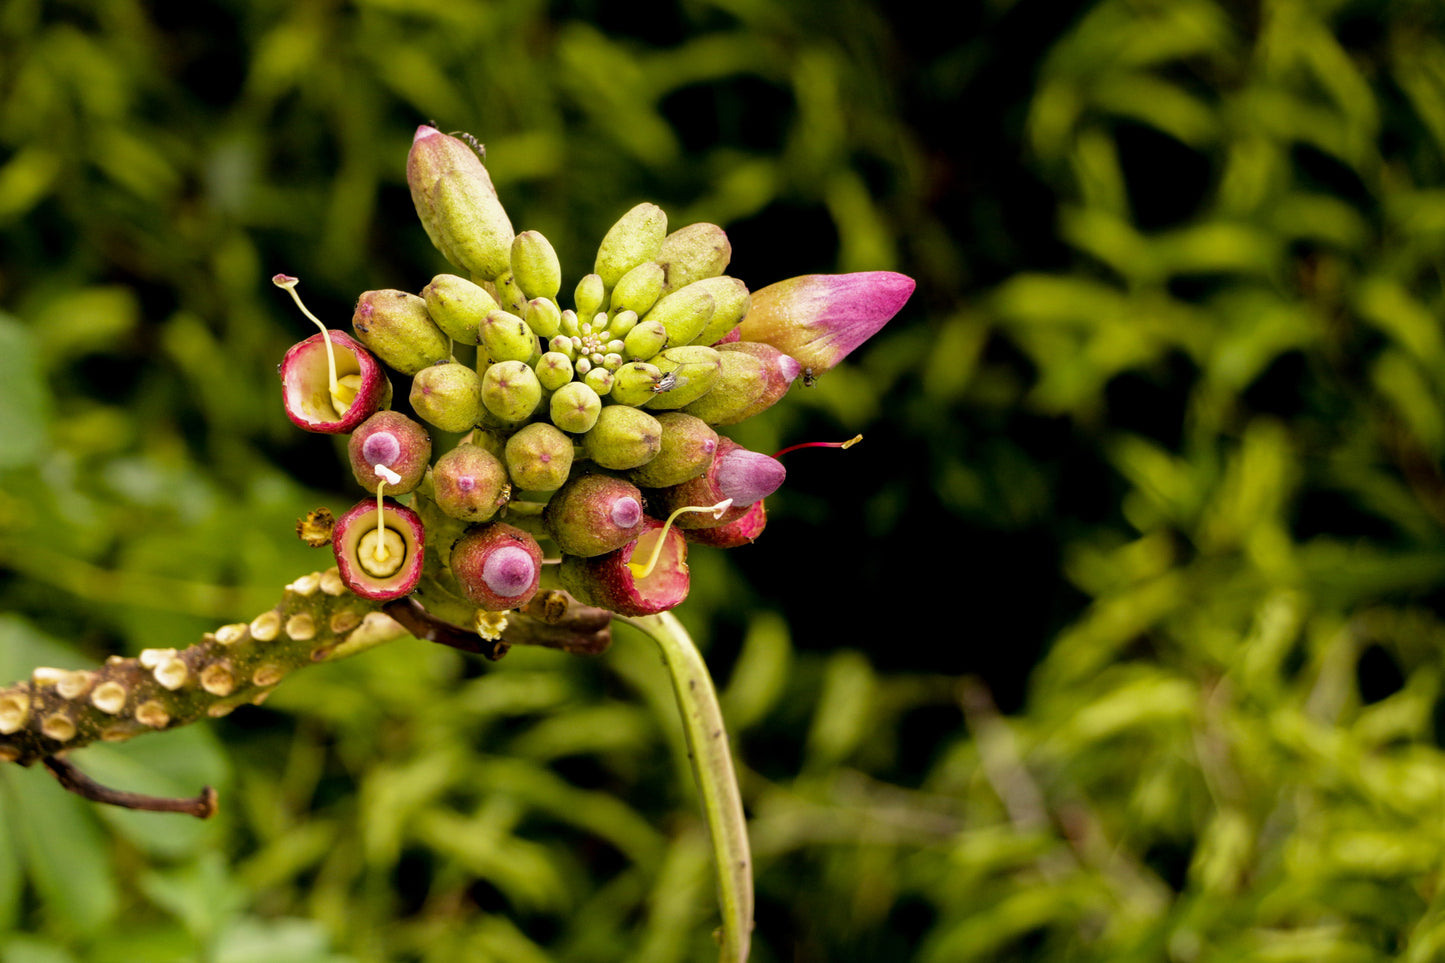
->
xmin=8 ymin=0 xmax=1445 ymax=961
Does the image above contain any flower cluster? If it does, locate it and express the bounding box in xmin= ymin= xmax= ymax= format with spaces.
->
xmin=278 ymin=126 xmax=913 ymax=626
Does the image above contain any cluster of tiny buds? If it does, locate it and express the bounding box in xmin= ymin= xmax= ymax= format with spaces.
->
xmin=273 ymin=125 xmax=913 ymax=622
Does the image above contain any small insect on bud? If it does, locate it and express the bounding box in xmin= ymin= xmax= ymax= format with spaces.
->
xmin=451 ymin=522 xmax=543 ymax=611
xmin=332 ymin=498 xmax=426 ymax=600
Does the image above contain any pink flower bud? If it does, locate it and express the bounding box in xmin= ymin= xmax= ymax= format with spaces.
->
xmin=451 ymin=523 xmax=543 ymax=611
xmin=648 ymin=438 xmax=783 ymax=529
xmin=736 ymin=272 xmax=914 ymax=374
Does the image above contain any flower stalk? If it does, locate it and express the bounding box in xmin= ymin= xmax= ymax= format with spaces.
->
xmin=621 ymin=611 xmax=753 ymax=963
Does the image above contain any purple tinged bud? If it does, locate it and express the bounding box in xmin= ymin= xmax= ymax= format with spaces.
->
xmin=348 ymin=411 xmax=431 ymax=493
xmin=544 ymin=474 xmax=647 ymax=557
xmin=736 ymin=272 xmax=914 ymax=374
xmin=714 ymin=448 xmax=785 ymax=508
xmin=649 ymin=437 xmax=764 ymax=529
xmin=451 ymin=522 xmax=543 ymax=611
xmin=432 ymin=443 xmax=509 ymax=522
xmin=483 ymin=545 xmax=536 ymax=597
xmin=362 ymin=431 xmax=401 ymax=468
xmin=712 ymin=341 xmax=801 ymax=424
xmin=611 ymin=496 xmax=642 ymax=529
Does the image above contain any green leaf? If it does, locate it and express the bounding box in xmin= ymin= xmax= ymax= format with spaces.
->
xmin=0 ymin=767 xmax=117 ymax=936
xmin=0 ymin=315 xmax=48 ymax=471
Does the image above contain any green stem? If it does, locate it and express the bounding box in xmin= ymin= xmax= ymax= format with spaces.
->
xmin=622 ymin=611 xmax=753 ymax=963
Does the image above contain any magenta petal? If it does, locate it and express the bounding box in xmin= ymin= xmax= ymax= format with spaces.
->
xmin=736 ymin=272 xmax=914 ymax=373
xmin=715 ymin=449 xmax=785 ymax=508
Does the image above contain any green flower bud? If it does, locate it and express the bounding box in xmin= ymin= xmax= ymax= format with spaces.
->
xmin=432 ymin=443 xmax=509 ymax=522
xmin=511 ymin=231 xmax=562 ymax=301
xmin=611 ymin=361 xmax=663 ymax=406
xmin=549 ymin=381 xmax=603 ymax=433
xmin=656 ymin=222 xmax=732 ymax=293
xmin=560 ymin=308 xmax=582 ymax=338
xmin=687 ymin=276 xmax=752 ymax=346
xmin=481 ymin=359 xmax=542 ymax=423
xmin=575 ymin=273 xmax=606 ymax=321
xmin=641 ymin=283 xmax=715 ymax=348
xmin=543 ymin=474 xmax=646 ymax=558
xmin=595 ymin=202 xmax=668 ymax=289
xmin=422 ymin=273 xmax=498 ymax=345
xmin=549 ymin=334 xmax=577 ymax=361
xmin=716 ymin=341 xmax=802 ymax=422
xmin=524 ymin=297 xmax=563 ymax=338
xmin=645 ymin=345 xmax=722 ymax=410
xmin=623 ymin=319 xmax=668 ymax=360
xmin=410 ymin=361 xmax=484 ymax=433
xmin=628 ymin=411 xmax=718 ymax=488
xmin=610 ymin=261 xmax=666 ymax=317
xmin=608 ymin=309 xmax=639 ymax=339
xmin=535 ymin=351 xmax=575 ymax=391
xmin=582 ymin=404 xmax=662 ymax=470
xmin=504 ymin=422 xmax=574 ymax=492
xmin=407 ymin=126 xmax=515 ymax=282
xmin=352 ymin=290 xmax=450 ymax=375
xmin=680 ymin=349 xmax=766 ymax=425
xmin=479 ymin=309 xmax=539 ymax=364
xmin=583 ymin=366 xmax=615 ymax=396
